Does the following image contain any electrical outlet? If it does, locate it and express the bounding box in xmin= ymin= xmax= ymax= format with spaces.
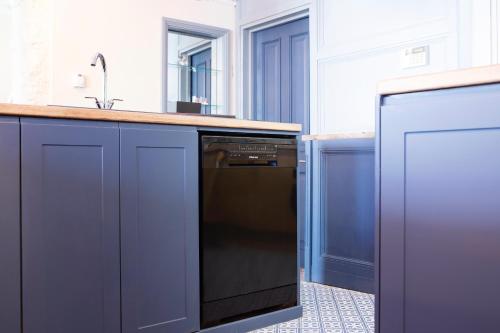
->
xmin=400 ymin=45 xmax=429 ymax=69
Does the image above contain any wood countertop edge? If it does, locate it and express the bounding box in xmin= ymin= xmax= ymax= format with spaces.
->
xmin=302 ymin=132 xmax=375 ymax=141
xmin=377 ymin=64 xmax=500 ymax=95
xmin=0 ymin=103 xmax=301 ymax=132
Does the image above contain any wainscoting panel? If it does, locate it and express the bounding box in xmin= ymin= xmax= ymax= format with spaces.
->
xmin=317 ymin=35 xmax=453 ymax=134
xmin=317 ymin=0 xmax=454 ymax=56
xmin=313 ymin=0 xmax=461 ymax=135
xmin=311 ymin=139 xmax=375 ymax=293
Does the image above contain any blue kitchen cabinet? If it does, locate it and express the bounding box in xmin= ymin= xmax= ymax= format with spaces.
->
xmin=0 ymin=117 xmax=20 ymax=333
xmin=377 ymin=84 xmax=500 ymax=333
xmin=120 ymin=124 xmax=199 ymax=333
xmin=21 ymin=118 xmax=121 ymax=333
xmin=311 ymin=139 xmax=375 ymax=293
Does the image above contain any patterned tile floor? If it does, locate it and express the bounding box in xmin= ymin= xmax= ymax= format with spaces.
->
xmin=248 ymin=281 xmax=375 ymax=333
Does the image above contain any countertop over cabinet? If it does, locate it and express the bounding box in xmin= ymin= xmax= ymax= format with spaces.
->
xmin=0 ymin=103 xmax=301 ymax=132
xmin=377 ymin=64 xmax=500 ymax=95
xmin=0 ymin=115 xmax=303 ymax=333
xmin=302 ymin=132 xmax=375 ymax=141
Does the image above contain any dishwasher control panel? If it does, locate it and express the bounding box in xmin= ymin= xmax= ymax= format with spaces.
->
xmin=202 ymin=135 xmax=297 ymax=168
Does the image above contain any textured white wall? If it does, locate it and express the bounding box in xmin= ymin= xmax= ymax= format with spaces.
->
xmin=0 ymin=0 xmax=52 ymax=104
xmin=237 ymin=0 xmax=500 ymax=134
xmin=0 ymin=2 xmax=12 ymax=102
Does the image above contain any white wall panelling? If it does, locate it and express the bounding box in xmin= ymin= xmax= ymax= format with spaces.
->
xmin=237 ymin=0 xmax=311 ymax=26
xmin=494 ymin=0 xmax=500 ymax=63
xmin=315 ymin=0 xmax=465 ymax=134
xmin=237 ymin=0 xmax=500 ymax=134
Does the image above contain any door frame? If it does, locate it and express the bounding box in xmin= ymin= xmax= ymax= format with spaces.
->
xmin=238 ymin=7 xmax=313 ymax=281
xmin=162 ymin=18 xmax=230 ymax=114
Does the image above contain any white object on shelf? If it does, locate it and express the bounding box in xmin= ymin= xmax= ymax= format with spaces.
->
xmin=72 ymin=74 xmax=86 ymax=88
xmin=400 ymin=45 xmax=429 ymax=69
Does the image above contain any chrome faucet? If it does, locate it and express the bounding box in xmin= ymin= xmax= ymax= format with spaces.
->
xmin=85 ymin=52 xmax=122 ymax=109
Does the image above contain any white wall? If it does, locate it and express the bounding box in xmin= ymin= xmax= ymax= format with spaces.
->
xmin=0 ymin=2 xmax=12 ymax=102
xmin=237 ymin=0 xmax=500 ymax=134
xmin=51 ymin=0 xmax=236 ymax=113
xmin=0 ymin=0 xmax=52 ymax=105
xmin=0 ymin=0 xmax=236 ymax=112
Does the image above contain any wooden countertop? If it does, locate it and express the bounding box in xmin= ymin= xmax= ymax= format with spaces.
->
xmin=302 ymin=131 xmax=375 ymax=141
xmin=377 ymin=64 xmax=500 ymax=95
xmin=0 ymin=103 xmax=301 ymax=132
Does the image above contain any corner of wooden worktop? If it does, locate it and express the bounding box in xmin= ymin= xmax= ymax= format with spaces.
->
xmin=377 ymin=64 xmax=500 ymax=96
xmin=302 ymin=131 xmax=375 ymax=141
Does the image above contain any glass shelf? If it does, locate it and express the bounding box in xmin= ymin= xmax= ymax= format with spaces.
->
xmin=168 ymin=101 xmax=223 ymax=108
xmin=168 ymin=63 xmax=222 ymax=73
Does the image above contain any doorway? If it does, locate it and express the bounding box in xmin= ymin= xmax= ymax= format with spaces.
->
xmin=251 ymin=17 xmax=310 ymax=134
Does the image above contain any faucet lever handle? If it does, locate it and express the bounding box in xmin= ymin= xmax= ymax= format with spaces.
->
xmin=85 ymin=96 xmax=103 ymax=109
xmin=105 ymin=98 xmax=123 ymax=110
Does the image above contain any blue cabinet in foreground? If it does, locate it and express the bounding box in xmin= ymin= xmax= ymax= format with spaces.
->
xmin=120 ymin=124 xmax=199 ymax=333
xmin=377 ymin=84 xmax=500 ymax=333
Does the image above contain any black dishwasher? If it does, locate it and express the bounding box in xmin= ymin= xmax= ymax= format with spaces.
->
xmin=200 ymin=135 xmax=298 ymax=328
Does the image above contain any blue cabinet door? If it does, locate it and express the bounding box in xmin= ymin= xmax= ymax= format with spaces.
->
xmin=378 ymin=84 xmax=500 ymax=333
xmin=311 ymin=139 xmax=375 ymax=292
xmin=120 ymin=124 xmax=199 ymax=333
xmin=0 ymin=117 xmax=20 ymax=333
xmin=21 ymin=118 xmax=120 ymax=333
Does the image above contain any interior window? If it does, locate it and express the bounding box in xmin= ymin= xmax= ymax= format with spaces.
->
xmin=167 ymin=30 xmax=225 ymax=115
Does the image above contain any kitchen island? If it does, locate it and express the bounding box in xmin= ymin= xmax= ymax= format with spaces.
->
xmin=376 ymin=65 xmax=500 ymax=333
xmin=0 ymin=103 xmax=302 ymax=333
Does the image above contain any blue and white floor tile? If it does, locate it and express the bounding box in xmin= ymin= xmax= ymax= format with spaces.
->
xmin=248 ymin=281 xmax=375 ymax=333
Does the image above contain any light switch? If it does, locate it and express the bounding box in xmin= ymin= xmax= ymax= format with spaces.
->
xmin=400 ymin=45 xmax=429 ymax=69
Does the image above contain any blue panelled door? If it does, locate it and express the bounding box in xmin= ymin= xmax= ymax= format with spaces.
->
xmin=191 ymin=48 xmax=212 ymax=114
xmin=252 ymin=17 xmax=310 ymax=269
xmin=252 ymin=17 xmax=310 ymax=133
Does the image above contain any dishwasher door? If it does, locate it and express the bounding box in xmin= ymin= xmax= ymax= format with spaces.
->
xmin=201 ymin=136 xmax=298 ymax=327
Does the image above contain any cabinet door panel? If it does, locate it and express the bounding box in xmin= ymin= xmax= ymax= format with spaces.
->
xmin=379 ymin=85 xmax=500 ymax=333
xmin=0 ymin=117 xmax=20 ymax=333
xmin=120 ymin=124 xmax=199 ymax=333
xmin=21 ymin=119 xmax=120 ymax=333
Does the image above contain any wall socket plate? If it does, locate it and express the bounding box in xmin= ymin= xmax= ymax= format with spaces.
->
xmin=400 ymin=45 xmax=429 ymax=69
xmin=72 ymin=74 xmax=86 ymax=88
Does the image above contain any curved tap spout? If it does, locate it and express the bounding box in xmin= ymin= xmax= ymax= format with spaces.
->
xmin=91 ymin=53 xmax=107 ymax=72
xmin=90 ymin=53 xmax=107 ymax=108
